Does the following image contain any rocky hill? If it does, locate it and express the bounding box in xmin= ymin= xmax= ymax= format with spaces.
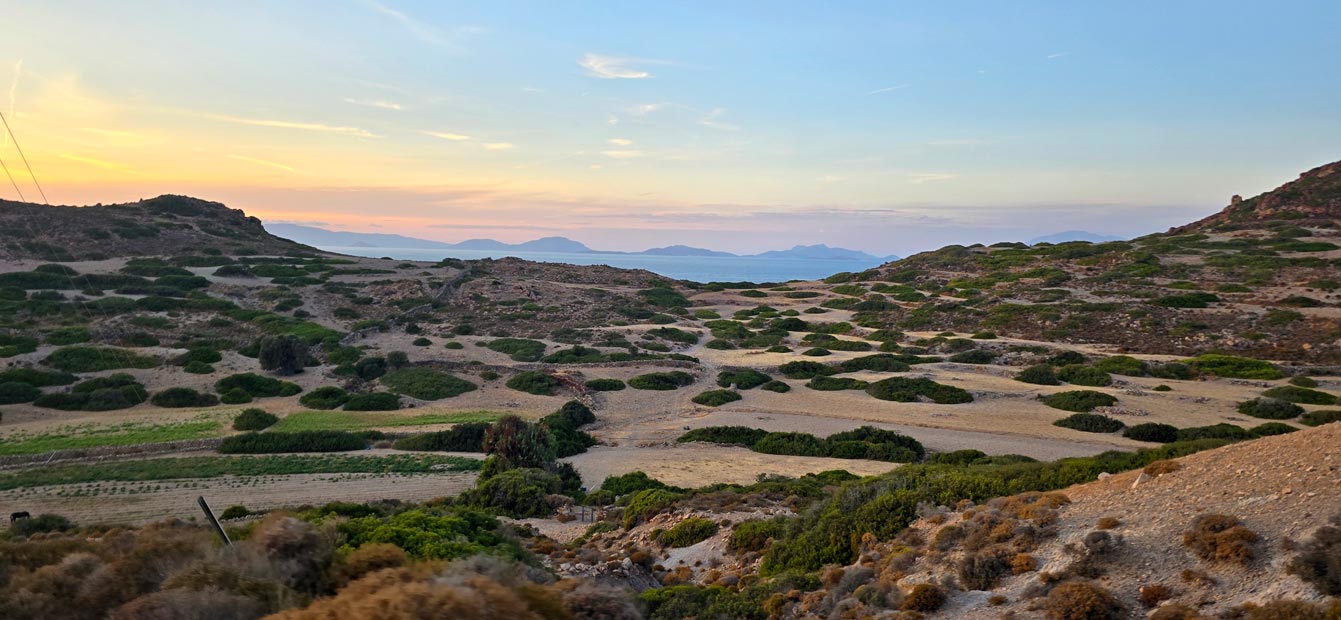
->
xmin=0 ymin=194 xmax=312 ymax=260
xmin=1174 ymin=159 xmax=1341 ymax=233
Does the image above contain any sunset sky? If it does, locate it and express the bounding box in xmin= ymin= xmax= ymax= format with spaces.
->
xmin=2 ymin=1 xmax=1339 ymax=254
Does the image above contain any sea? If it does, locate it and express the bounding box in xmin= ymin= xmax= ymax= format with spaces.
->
xmin=325 ymin=246 xmax=885 ymax=283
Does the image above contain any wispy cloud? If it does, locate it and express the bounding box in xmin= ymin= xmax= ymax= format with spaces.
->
xmin=482 ymin=142 xmax=514 ymax=150
xmin=607 ymin=138 xmax=633 ymax=146
xmin=201 ymin=113 xmax=376 ymax=137
xmin=59 ymin=154 xmax=139 ymax=174
xmin=700 ymin=108 xmax=738 ymax=131
xmin=866 ymin=84 xmax=909 ymax=95
xmin=1046 ymin=51 xmax=1069 ymax=59
xmin=344 ymin=98 xmax=402 ymax=111
xmin=359 ymin=0 xmax=463 ymax=47
xmin=424 ymin=131 xmax=471 ymax=141
xmin=579 ymin=53 xmax=656 ymax=79
xmin=602 ymin=150 xmax=642 ymax=159
xmin=228 ymin=154 xmax=298 ymax=173
xmin=908 ymin=172 xmax=955 ymax=184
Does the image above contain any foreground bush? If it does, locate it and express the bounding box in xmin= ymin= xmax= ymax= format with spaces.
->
xmin=233 ymin=408 xmax=279 ymax=431
xmin=658 ymin=517 xmax=719 ymax=547
xmin=1287 ymin=513 xmax=1341 ymax=595
xmin=219 ymin=430 xmax=367 ymax=453
xmin=1053 ymin=413 xmax=1124 ymax=433
xmin=1042 ymin=390 xmax=1117 ymax=412
xmin=1183 ymin=513 xmax=1258 ymax=564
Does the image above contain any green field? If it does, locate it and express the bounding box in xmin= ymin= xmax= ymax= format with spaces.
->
xmin=0 ymin=453 xmax=482 ymax=490
xmin=269 ymin=410 xmax=504 ymax=432
xmin=0 ymin=418 xmax=226 ymax=456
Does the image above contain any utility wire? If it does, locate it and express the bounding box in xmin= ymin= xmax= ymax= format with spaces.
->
xmin=0 ymin=153 xmax=25 ymax=201
xmin=0 ymin=109 xmax=48 ymax=203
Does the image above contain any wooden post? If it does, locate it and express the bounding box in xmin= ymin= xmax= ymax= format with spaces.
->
xmin=197 ymin=496 xmax=231 ymax=546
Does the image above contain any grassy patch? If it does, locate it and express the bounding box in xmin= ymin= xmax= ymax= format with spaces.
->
xmin=0 ymin=417 xmax=225 ymax=455
xmin=270 ymin=410 xmax=503 ymax=432
xmin=0 ymin=454 xmax=480 ymax=490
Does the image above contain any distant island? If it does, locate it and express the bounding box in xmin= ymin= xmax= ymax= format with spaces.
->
xmin=264 ymin=222 xmax=900 ymax=262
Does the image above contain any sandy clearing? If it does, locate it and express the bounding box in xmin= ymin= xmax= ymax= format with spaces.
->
xmin=0 ymin=471 xmax=477 ymax=526
xmin=565 ymin=443 xmax=897 ymax=489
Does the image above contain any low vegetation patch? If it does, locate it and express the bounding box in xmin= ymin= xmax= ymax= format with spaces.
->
xmin=382 ymin=367 xmax=478 ymax=400
xmin=585 ymin=378 xmax=626 ymax=391
xmin=233 ymin=408 xmax=279 ymax=431
xmin=218 ymin=430 xmax=368 ymax=454
xmin=342 ymin=392 xmax=402 ymax=411
xmin=1184 ymin=354 xmax=1284 ymax=380
xmin=484 ymin=338 xmax=547 ymax=361
xmin=657 ymin=517 xmax=719 ymax=547
xmin=676 ymin=424 xmax=923 ymax=462
xmin=150 ymin=387 xmax=220 ymax=408
xmin=716 ymin=368 xmax=772 ymax=389
xmin=1236 ymin=397 xmax=1303 ymax=419
xmin=628 ymin=371 xmax=696 ymax=390
xmin=298 ymin=386 xmax=351 ymax=409
xmin=44 ymin=345 xmax=159 ymax=372
xmin=506 ymin=370 xmax=562 ymax=395
xmin=1261 ymin=385 xmax=1337 ymax=405
xmin=866 ymin=377 xmax=974 ymax=404
xmin=691 ymin=389 xmax=742 ymax=407
xmin=1042 ymin=390 xmax=1118 ymax=412
xmin=1054 ymin=413 xmax=1125 ymax=433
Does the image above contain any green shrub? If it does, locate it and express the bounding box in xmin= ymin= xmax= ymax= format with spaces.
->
xmin=0 ymin=368 xmax=75 ymax=386
xmin=838 ymin=354 xmax=912 ymax=373
xmin=506 ymin=371 xmax=562 ymax=395
xmin=220 ymin=505 xmax=250 ymax=520
xmin=44 ymin=346 xmax=158 ymax=372
xmin=1248 ymin=422 xmax=1297 ymax=437
xmin=219 ymin=430 xmax=366 ymax=453
xmin=716 ymin=368 xmax=772 ymax=390
xmin=753 ymin=432 xmax=829 ymax=457
xmin=677 ymin=426 xmax=769 ymax=447
xmin=484 ymin=338 xmax=547 ymax=361
xmin=729 ymin=517 xmax=788 ymax=552
xmin=585 ymin=378 xmax=626 ymax=391
xmin=1042 ymin=390 xmax=1117 ymax=412
xmin=219 ymin=387 xmax=252 ymax=404
xmin=45 ymin=327 xmax=91 ymax=345
xmin=624 ymin=488 xmax=684 ymax=527
xmin=628 ymin=371 xmax=696 ymax=390
xmin=233 ymin=408 xmax=279 ymax=431
xmin=801 ymin=347 xmax=831 ymax=357
xmin=382 ymin=367 xmax=477 ymax=400
xmin=1152 ymin=292 xmax=1219 ymax=308
xmin=1289 ymin=376 xmax=1319 ymax=388
xmin=33 ymin=374 xmax=148 ymax=411
xmin=692 ymin=389 xmax=742 ymax=407
xmin=658 ymin=517 xmax=719 ymax=547
xmin=299 ymin=386 xmax=350 ymax=409
xmin=1261 ymin=386 xmax=1337 ymax=405
xmin=866 ymin=377 xmax=973 ymax=404
xmin=182 ymin=360 xmax=215 ymax=374
xmin=949 ymin=349 xmax=997 ymax=364
xmin=9 ymin=513 xmax=73 ymax=537
xmin=760 ymin=380 xmax=791 ymax=393
xmin=1048 ymin=351 xmax=1088 ymax=366
xmin=257 ymin=334 xmax=309 ymax=376
xmin=343 ymin=392 xmax=402 ymax=411
xmin=1123 ymin=422 xmax=1178 ymax=443
xmin=444 ymin=341 xmax=464 ymax=350
xmin=1184 ymin=354 xmax=1283 ymax=380
xmin=214 ymin=372 xmax=302 ymax=398
xmin=0 ymin=381 xmax=40 ymax=404
xmin=806 ymin=376 xmax=868 ymax=391
xmin=1094 ymin=355 xmax=1148 ymax=376
xmin=1176 ymin=423 xmax=1252 ymax=442
xmin=1236 ymin=397 xmax=1303 ymax=419
xmin=151 ymin=387 xmax=220 ymax=408
xmin=600 ymin=471 xmax=677 ymax=496
xmin=393 ymin=422 xmax=490 ymax=452
xmin=1300 ymin=410 xmax=1341 ymax=427
xmin=828 ymin=426 xmax=924 ymax=461
xmin=1016 ymin=365 xmax=1061 ymax=385
xmin=1054 ymin=413 xmax=1125 ymax=433
xmin=778 ymin=361 xmax=838 ymax=380
xmin=1149 ymin=362 xmax=1194 ymax=380
xmin=1058 ymin=365 xmax=1112 ymax=387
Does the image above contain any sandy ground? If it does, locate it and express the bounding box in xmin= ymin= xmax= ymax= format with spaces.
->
xmin=565 ymin=443 xmax=897 ymax=489
xmin=0 ymin=471 xmax=477 ymax=526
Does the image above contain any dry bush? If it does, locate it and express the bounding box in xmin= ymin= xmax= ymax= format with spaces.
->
xmin=1286 ymin=513 xmax=1341 ymax=595
xmin=958 ymin=552 xmax=1010 ymax=591
xmin=900 ymin=583 xmax=946 ymax=612
xmin=1011 ymin=553 xmax=1038 ymax=574
xmin=108 ymin=588 xmax=267 ymax=620
xmin=333 ymin=543 xmax=409 ymax=587
xmin=1143 ymin=460 xmax=1182 ymax=477
xmin=1149 ymin=604 xmax=1201 ymax=620
xmin=1179 ymin=568 xmax=1215 ymax=586
xmin=989 ymin=594 xmax=1009 ymax=605
xmin=270 ymin=566 xmax=550 ymax=620
xmin=553 ymin=579 xmax=641 ymax=620
xmin=1042 ymin=581 xmax=1122 ymax=620
xmin=1138 ymin=583 xmax=1172 ymax=608
xmin=1233 ymin=600 xmax=1341 ymax=620
xmin=250 ymin=515 xmax=336 ymax=594
xmin=1095 ymin=517 xmax=1121 ymax=530
xmin=1182 ymin=514 xmax=1258 ymax=564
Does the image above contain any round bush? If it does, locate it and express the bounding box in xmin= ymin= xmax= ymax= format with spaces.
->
xmin=1236 ymin=397 xmax=1303 ymax=419
xmin=801 ymin=347 xmax=832 ymax=357
xmin=1300 ymin=410 xmax=1341 ymax=427
xmin=1260 ymin=386 xmax=1336 ymax=405
xmin=1123 ymin=422 xmax=1178 ymax=443
xmin=1093 ymin=355 xmax=1148 ymax=376
xmin=753 ymin=432 xmax=829 ymax=457
xmin=382 ymin=367 xmax=477 ymax=400
xmin=1053 ymin=413 xmax=1124 ymax=434
xmin=760 ymin=380 xmax=791 ymax=393
xmin=151 ymin=387 xmax=220 ymax=408
xmin=0 ymin=381 xmax=40 ymax=404
xmin=585 ymin=378 xmax=626 ymax=392
xmin=182 ymin=360 xmax=215 ymax=374
xmin=1248 ymin=422 xmax=1297 ymax=437
xmin=506 ymin=371 xmax=562 ymax=395
xmin=1058 ymin=365 xmax=1112 ymax=387
xmin=866 ymin=377 xmax=973 ymax=404
xmin=299 ymin=386 xmax=350 ymax=409
xmin=1288 ymin=376 xmax=1319 ymax=388
xmin=343 ymin=392 xmax=401 ymax=411
xmin=657 ymin=517 xmax=718 ymax=547
xmin=716 ymin=368 xmax=772 ymax=390
xmin=219 ymin=387 xmax=253 ymax=404
xmin=628 ymin=371 xmax=696 ymax=391
xmin=778 ymin=361 xmax=837 ymax=379
xmin=1015 ymin=365 xmax=1060 ymax=385
xmin=233 ymin=408 xmax=278 ymax=431
xmin=691 ymin=389 xmax=741 ymax=407
xmin=1042 ymin=390 xmax=1117 ymax=412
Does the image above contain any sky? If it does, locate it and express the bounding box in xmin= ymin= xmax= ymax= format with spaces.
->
xmin=1 ymin=1 xmax=1339 ymax=255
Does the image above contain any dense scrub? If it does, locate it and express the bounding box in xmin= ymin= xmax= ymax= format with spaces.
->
xmin=677 ymin=425 xmax=923 ymax=462
xmin=382 ymin=367 xmax=477 ymax=400
xmin=219 ymin=430 xmax=368 ymax=453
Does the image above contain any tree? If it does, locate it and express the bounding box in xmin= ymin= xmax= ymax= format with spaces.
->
xmin=258 ymin=335 xmax=308 ymax=376
xmin=482 ymin=415 xmax=554 ymax=470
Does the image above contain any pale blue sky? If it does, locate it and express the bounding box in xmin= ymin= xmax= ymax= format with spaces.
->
xmin=1 ymin=1 xmax=1338 ymax=253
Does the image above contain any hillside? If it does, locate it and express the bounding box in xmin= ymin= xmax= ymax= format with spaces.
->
xmin=0 ymin=195 xmax=313 ymax=260
xmin=1174 ymin=160 xmax=1341 ymax=232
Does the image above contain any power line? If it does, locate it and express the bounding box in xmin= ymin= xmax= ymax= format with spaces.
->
xmin=0 ymin=153 xmax=25 ymax=201
xmin=0 ymin=109 xmax=47 ymax=204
